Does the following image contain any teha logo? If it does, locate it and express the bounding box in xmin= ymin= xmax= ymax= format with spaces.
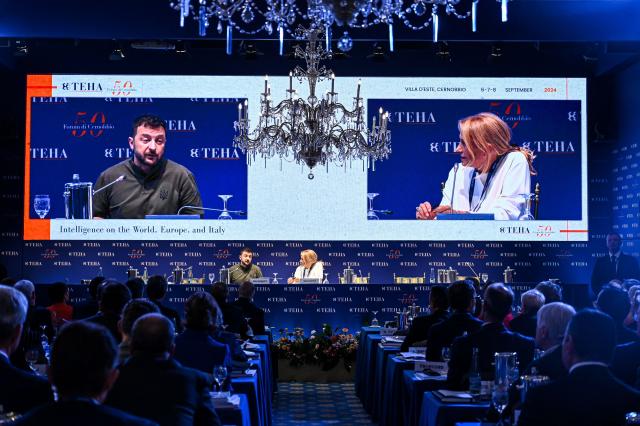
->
xmin=61 ymin=82 xmax=103 ymax=92
xmin=31 ymin=148 xmax=68 ymax=160
xmin=471 ymin=249 xmax=489 ymax=259
xmin=190 ymin=147 xmax=240 ymax=160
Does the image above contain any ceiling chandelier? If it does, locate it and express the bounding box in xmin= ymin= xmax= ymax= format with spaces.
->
xmin=170 ymin=0 xmax=512 ymax=54
xmin=233 ymin=26 xmax=391 ymax=179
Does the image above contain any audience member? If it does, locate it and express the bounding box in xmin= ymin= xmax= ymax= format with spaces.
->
xmin=86 ymin=281 xmax=132 ymax=343
xmin=46 ymin=282 xmax=73 ymax=328
xmin=117 ymin=299 xmax=159 ymax=363
xmin=125 ymin=277 xmax=145 ymax=299
xmin=0 ymin=277 xmax=17 ymax=286
xmin=623 ymin=284 xmax=640 ymax=328
xmin=447 ymin=283 xmax=535 ymax=389
xmin=591 ymin=232 xmax=640 ymax=297
xmin=400 ymin=285 xmax=450 ymax=351
xmin=526 ymin=302 xmax=576 ymax=380
xmin=174 ymin=292 xmax=232 ymax=375
xmin=73 ymin=276 xmax=105 ymax=320
xmin=210 ymin=282 xmax=249 ymax=338
xmin=596 ymin=286 xmax=639 ymax=344
xmin=509 ymin=289 xmax=545 ymax=338
xmin=427 ymin=280 xmax=482 ymax=361
xmin=519 ymin=309 xmax=640 ymax=426
xmin=0 ymin=285 xmax=52 ymax=414
xmin=147 ymin=275 xmax=183 ymax=333
xmin=534 ymin=280 xmax=563 ymax=304
xmin=232 ymin=281 xmax=266 ymax=335
xmin=106 ymin=313 xmax=221 ymax=426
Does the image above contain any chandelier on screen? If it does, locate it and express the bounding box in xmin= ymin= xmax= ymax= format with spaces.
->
xmin=170 ymin=0 xmax=512 ymax=54
xmin=233 ymin=26 xmax=391 ymax=179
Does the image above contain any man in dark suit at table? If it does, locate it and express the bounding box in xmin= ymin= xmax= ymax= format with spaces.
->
xmin=595 ymin=286 xmax=639 ymax=345
xmin=211 ymin=282 xmax=249 ymax=339
xmin=0 ymin=285 xmax=52 ymax=414
xmin=525 ymin=302 xmax=575 ymax=379
xmin=426 ymin=280 xmax=482 ymax=361
xmin=232 ymin=281 xmax=266 ymax=336
xmin=85 ymin=281 xmax=132 ymax=343
xmin=509 ymin=289 xmax=545 ymax=338
xmin=447 ymin=283 xmax=535 ymax=389
xmin=147 ymin=275 xmax=184 ymax=333
xmin=519 ymin=309 xmax=640 ymax=426
xmin=591 ymin=232 xmax=640 ymax=297
xmin=14 ymin=321 xmax=156 ymax=426
xmin=106 ymin=313 xmax=221 ymax=426
xmin=400 ymin=285 xmax=450 ymax=352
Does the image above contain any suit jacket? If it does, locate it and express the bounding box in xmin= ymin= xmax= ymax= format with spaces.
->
xmin=525 ymin=344 xmax=567 ymax=380
xmin=591 ymin=252 xmax=640 ymax=296
xmin=85 ymin=312 xmax=122 ymax=343
xmin=153 ymin=301 xmax=184 ymax=334
xmin=615 ymin=322 xmax=640 ymax=345
xmin=72 ymin=299 xmax=99 ymax=320
xmin=400 ymin=310 xmax=450 ymax=352
xmin=447 ymin=322 xmax=535 ymax=389
xmin=106 ymin=356 xmax=221 ymax=426
xmin=0 ymin=354 xmax=52 ymax=414
xmin=174 ymin=328 xmax=232 ymax=374
xmin=508 ymin=312 xmax=537 ymax=338
xmin=519 ymin=364 xmax=640 ymax=426
xmin=219 ymin=302 xmax=249 ymax=338
xmin=232 ymin=297 xmax=266 ymax=335
xmin=13 ymin=399 xmax=157 ymax=426
xmin=612 ymin=341 xmax=640 ymax=386
xmin=212 ymin=329 xmax=247 ymax=362
xmin=426 ymin=312 xmax=483 ymax=361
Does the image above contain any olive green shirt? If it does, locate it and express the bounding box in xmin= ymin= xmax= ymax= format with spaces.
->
xmin=229 ymin=263 xmax=263 ymax=284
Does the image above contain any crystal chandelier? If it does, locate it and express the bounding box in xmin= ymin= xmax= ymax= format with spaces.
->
xmin=170 ymin=0 xmax=512 ymax=53
xmin=233 ymin=27 xmax=391 ymax=179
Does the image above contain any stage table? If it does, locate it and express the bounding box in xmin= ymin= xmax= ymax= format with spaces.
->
xmin=402 ymin=370 xmax=449 ymax=426
xmin=418 ymin=392 xmax=489 ymax=426
xmin=213 ymin=394 xmax=251 ymax=426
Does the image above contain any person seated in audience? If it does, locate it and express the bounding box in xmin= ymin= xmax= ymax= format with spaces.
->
xmin=0 ymin=285 xmax=52 ymax=414
xmin=400 ymin=285 xmax=450 ymax=352
xmin=146 ymin=275 xmax=183 ymax=333
xmin=447 ymin=283 xmax=535 ymax=390
xmin=595 ymin=285 xmax=639 ymax=344
xmin=623 ymin=284 xmax=640 ymax=328
xmin=534 ymin=280 xmax=563 ymax=304
xmin=519 ymin=309 xmax=640 ymax=426
xmin=106 ymin=313 xmax=221 ymax=426
xmin=85 ymin=281 xmax=132 ymax=343
xmin=210 ymin=281 xmax=249 ymax=339
xmin=125 ymin=277 xmax=145 ymax=299
xmin=233 ymin=281 xmax=266 ymax=335
xmin=118 ymin=299 xmax=159 ymax=363
xmin=46 ymin=281 xmax=73 ymax=328
xmin=526 ymin=302 xmax=576 ymax=379
xmin=611 ymin=293 xmax=640 ymax=386
xmin=14 ymin=322 xmax=155 ymax=426
xmin=509 ymin=289 xmax=545 ymax=338
xmin=0 ymin=277 xmax=17 ymax=286
xmin=11 ymin=279 xmax=54 ymax=371
xmin=426 ymin=280 xmax=482 ymax=361
xmin=73 ymin=276 xmax=105 ymax=320
xmin=174 ymin=292 xmax=232 ymax=375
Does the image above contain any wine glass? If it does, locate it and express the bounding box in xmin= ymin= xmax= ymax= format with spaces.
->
xmin=367 ymin=193 xmax=379 ymax=220
xmin=208 ymin=272 xmax=215 ymax=284
xmin=371 ymin=310 xmax=379 ymax=327
xmin=441 ymin=347 xmax=451 ymax=363
xmin=213 ymin=365 xmax=228 ymax=396
xmin=519 ymin=193 xmax=535 ymax=221
xmin=244 ymin=317 xmax=254 ymax=337
xmin=272 ymin=272 xmax=279 ymax=285
xmin=480 ymin=273 xmax=489 ymax=286
xmin=218 ymin=195 xmax=233 ymax=220
xmin=322 ymin=273 xmax=329 ymax=284
xmin=492 ymin=382 xmax=509 ymax=425
xmin=33 ymin=194 xmax=50 ymax=219
xmin=25 ymin=348 xmax=39 ymax=372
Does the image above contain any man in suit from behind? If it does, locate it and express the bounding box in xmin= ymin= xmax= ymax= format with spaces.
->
xmin=519 ymin=309 xmax=640 ymax=426
xmin=596 ymin=286 xmax=639 ymax=345
xmin=447 ymin=283 xmax=535 ymax=389
xmin=14 ymin=321 xmax=156 ymax=426
xmin=211 ymin=282 xmax=249 ymax=339
xmin=147 ymin=275 xmax=184 ymax=333
xmin=400 ymin=285 xmax=450 ymax=352
xmin=86 ymin=281 xmax=132 ymax=343
xmin=509 ymin=289 xmax=545 ymax=338
xmin=525 ymin=302 xmax=576 ymax=380
xmin=232 ymin=281 xmax=266 ymax=335
xmin=426 ymin=280 xmax=482 ymax=361
xmin=117 ymin=299 xmax=160 ymax=364
xmin=0 ymin=285 xmax=52 ymax=414
xmin=591 ymin=232 xmax=640 ymax=298
xmin=106 ymin=313 xmax=221 ymax=426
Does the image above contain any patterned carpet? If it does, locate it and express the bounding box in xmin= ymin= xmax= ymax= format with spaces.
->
xmin=273 ymin=382 xmax=376 ymax=426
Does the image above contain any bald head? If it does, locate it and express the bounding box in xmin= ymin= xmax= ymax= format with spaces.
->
xmin=483 ymin=283 xmax=514 ymax=322
xmin=130 ymin=313 xmax=175 ymax=357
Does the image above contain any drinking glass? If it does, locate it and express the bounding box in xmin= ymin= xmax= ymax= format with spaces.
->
xmin=519 ymin=193 xmax=535 ymax=221
xmin=367 ymin=193 xmax=379 ymax=220
xmin=33 ymin=195 xmax=50 ymax=219
xmin=480 ymin=273 xmax=489 ymax=286
xmin=213 ymin=365 xmax=228 ymax=396
xmin=441 ymin=347 xmax=451 ymax=363
xmin=218 ymin=195 xmax=233 ymax=220
xmin=25 ymin=348 xmax=39 ymax=372
xmin=371 ymin=310 xmax=379 ymax=327
xmin=272 ymin=272 xmax=279 ymax=285
xmin=322 ymin=273 xmax=329 ymax=284
xmin=208 ymin=272 xmax=215 ymax=284
xmin=492 ymin=383 xmax=509 ymax=424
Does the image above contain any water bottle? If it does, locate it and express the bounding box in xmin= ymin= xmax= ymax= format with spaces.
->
xmin=429 ymin=267 xmax=436 ymax=284
xmin=469 ymin=347 xmax=481 ymax=395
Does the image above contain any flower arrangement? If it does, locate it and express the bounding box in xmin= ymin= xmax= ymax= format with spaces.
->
xmin=273 ymin=324 xmax=359 ymax=371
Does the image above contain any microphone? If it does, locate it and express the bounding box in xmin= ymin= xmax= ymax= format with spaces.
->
xmin=92 ymin=175 xmax=126 ymax=196
xmin=177 ymin=205 xmax=247 ymax=215
xmin=449 ymin=163 xmax=459 ymax=214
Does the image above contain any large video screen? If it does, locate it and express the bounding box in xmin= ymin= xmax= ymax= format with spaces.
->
xmin=24 ymin=75 xmax=587 ymax=241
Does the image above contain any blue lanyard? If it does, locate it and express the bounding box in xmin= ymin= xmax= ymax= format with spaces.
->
xmin=468 ymin=155 xmax=505 ymax=210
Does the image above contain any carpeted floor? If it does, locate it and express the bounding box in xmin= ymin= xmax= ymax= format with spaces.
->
xmin=273 ymin=382 xmax=376 ymax=426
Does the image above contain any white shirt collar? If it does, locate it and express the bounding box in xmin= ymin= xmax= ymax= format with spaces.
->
xmin=609 ymin=250 xmax=621 ymax=258
xmin=569 ymin=361 xmax=608 ymax=374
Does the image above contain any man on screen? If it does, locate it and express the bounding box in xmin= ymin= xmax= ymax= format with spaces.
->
xmin=93 ymin=115 xmax=202 ymax=219
xmin=416 ymin=112 xmax=535 ymax=221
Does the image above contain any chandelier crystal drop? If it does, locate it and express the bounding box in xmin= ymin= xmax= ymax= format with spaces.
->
xmin=233 ymin=26 xmax=391 ymax=179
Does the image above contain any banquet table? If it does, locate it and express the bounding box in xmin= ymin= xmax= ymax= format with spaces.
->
xmin=213 ymin=394 xmax=251 ymax=426
xmin=372 ymin=342 xmax=402 ymax=421
xmin=418 ymin=392 xmax=490 ymax=426
xmin=355 ymin=326 xmax=381 ymax=401
xmin=402 ymin=370 xmax=449 ymax=426
xmin=379 ymin=355 xmax=415 ymax=426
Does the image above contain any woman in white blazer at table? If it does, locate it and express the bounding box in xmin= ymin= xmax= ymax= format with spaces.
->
xmin=288 ymin=249 xmax=324 ymax=284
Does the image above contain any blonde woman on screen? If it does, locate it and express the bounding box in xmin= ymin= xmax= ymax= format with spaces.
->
xmin=288 ymin=249 xmax=324 ymax=284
